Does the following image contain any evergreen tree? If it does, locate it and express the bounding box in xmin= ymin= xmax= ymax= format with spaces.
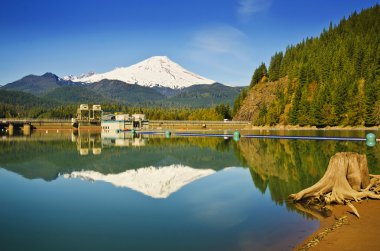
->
xmin=215 ymin=104 xmax=232 ymax=119
xmin=232 ymin=88 xmax=248 ymax=115
xmin=234 ymin=4 xmax=380 ymax=126
xmin=288 ymin=82 xmax=302 ymax=124
xmin=250 ymin=63 xmax=268 ymax=88
xmin=268 ymin=52 xmax=283 ymax=81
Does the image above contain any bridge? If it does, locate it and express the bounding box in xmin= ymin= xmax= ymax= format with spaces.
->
xmin=0 ymin=119 xmax=75 ymax=135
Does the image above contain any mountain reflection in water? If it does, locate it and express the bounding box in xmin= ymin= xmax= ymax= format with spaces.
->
xmin=0 ymin=130 xmax=379 ymax=209
xmin=0 ymin=130 xmax=379 ymax=251
xmin=64 ymin=164 xmax=215 ymax=199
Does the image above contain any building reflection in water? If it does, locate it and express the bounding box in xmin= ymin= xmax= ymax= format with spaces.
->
xmin=73 ymin=130 xmax=147 ymax=156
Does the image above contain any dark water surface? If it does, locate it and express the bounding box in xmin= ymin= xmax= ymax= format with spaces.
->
xmin=0 ymin=130 xmax=379 ymax=251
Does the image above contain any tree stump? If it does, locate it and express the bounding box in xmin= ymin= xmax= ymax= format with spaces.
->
xmin=289 ymin=152 xmax=380 ymax=217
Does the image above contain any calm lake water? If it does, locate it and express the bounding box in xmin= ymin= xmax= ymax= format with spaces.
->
xmin=0 ymin=130 xmax=379 ymax=251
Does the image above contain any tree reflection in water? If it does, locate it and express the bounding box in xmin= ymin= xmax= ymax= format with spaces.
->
xmin=0 ymin=130 xmax=378 ymax=219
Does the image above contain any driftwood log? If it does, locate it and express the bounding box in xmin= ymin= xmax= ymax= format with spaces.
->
xmin=289 ymin=152 xmax=380 ymax=218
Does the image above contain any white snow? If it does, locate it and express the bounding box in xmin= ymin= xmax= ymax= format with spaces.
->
xmin=62 ymin=164 xmax=215 ymax=199
xmin=64 ymin=72 xmax=96 ymax=82
xmin=63 ymin=56 xmax=215 ymax=89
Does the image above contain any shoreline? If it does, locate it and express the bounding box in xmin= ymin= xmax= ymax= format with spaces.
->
xmin=4 ymin=126 xmax=380 ymax=132
xmin=294 ymin=200 xmax=380 ymax=250
xmin=246 ymin=125 xmax=380 ymax=131
xmin=27 ymin=125 xmax=380 ymax=132
xmin=1 ymin=118 xmax=379 ymax=132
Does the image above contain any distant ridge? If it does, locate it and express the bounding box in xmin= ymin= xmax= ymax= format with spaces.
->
xmin=1 ymin=72 xmax=79 ymax=96
xmin=1 ymin=57 xmax=243 ymax=108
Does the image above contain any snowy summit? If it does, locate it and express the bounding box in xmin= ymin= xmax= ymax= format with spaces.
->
xmin=63 ymin=56 xmax=216 ymax=89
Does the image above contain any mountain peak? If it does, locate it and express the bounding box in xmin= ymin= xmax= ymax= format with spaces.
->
xmin=142 ymin=56 xmax=173 ymax=66
xmin=63 ymin=56 xmax=216 ymax=89
xmin=42 ymin=72 xmax=59 ymax=79
xmin=149 ymin=55 xmax=170 ymax=61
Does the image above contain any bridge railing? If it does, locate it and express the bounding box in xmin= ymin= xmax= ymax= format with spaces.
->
xmin=0 ymin=118 xmax=71 ymax=123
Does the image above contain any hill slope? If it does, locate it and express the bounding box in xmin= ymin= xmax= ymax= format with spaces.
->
xmin=234 ymin=78 xmax=287 ymax=121
xmin=1 ymin=73 xmax=77 ymax=96
xmin=43 ymin=86 xmax=111 ymax=104
xmin=234 ymin=5 xmax=380 ymax=126
xmin=86 ymin=79 xmax=166 ymax=104
xmin=0 ymin=89 xmax=60 ymax=118
xmin=166 ymin=83 xmax=244 ymax=107
xmin=0 ymin=89 xmax=58 ymax=107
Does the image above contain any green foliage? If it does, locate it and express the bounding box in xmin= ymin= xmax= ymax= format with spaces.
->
xmin=87 ymin=79 xmax=165 ymax=105
xmin=0 ymin=89 xmax=233 ymax=120
xmin=165 ymin=83 xmax=243 ymax=108
xmin=238 ymin=130 xmax=380 ymax=205
xmin=237 ymin=4 xmax=380 ymax=126
xmin=268 ymin=52 xmax=283 ymax=81
xmin=250 ymin=63 xmax=268 ymax=88
xmin=215 ymin=103 xmax=232 ymax=120
xmin=256 ymin=103 xmax=268 ymax=125
xmin=232 ymin=88 xmax=248 ymax=116
xmin=43 ymin=86 xmax=110 ymax=104
xmin=0 ymin=89 xmax=58 ymax=108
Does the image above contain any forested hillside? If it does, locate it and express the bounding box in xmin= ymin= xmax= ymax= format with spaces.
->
xmin=0 ymin=89 xmax=232 ymax=120
xmin=234 ymin=5 xmax=380 ymax=126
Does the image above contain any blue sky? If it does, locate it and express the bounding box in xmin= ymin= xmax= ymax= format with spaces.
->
xmin=0 ymin=0 xmax=378 ymax=86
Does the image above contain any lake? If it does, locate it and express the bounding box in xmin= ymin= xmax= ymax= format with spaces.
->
xmin=0 ymin=130 xmax=379 ymax=251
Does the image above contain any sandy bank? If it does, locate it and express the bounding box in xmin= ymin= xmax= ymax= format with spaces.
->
xmin=295 ymin=200 xmax=380 ymax=250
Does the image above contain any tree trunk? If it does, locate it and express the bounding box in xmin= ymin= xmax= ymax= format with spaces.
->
xmin=289 ymin=152 xmax=380 ymax=217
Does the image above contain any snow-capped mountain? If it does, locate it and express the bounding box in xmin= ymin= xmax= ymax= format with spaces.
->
xmin=63 ymin=56 xmax=216 ymax=89
xmin=62 ymin=164 xmax=216 ymax=199
xmin=64 ymin=72 xmax=96 ymax=82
